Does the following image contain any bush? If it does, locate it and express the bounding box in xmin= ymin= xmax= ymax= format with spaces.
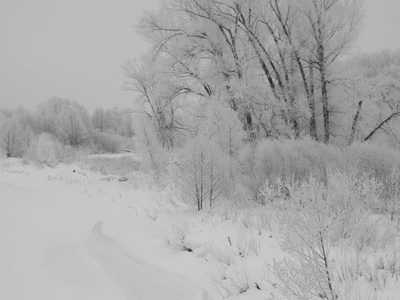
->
xmin=263 ymin=169 xmax=384 ymax=300
xmin=25 ymin=133 xmax=61 ymax=167
xmin=236 ymin=138 xmax=400 ymax=202
xmin=133 ymin=116 xmax=169 ymax=184
xmin=79 ymin=155 xmax=140 ymax=176
xmin=345 ymin=142 xmax=400 ymax=181
xmin=236 ymin=138 xmax=343 ymax=201
xmin=90 ymin=130 xmax=123 ymax=154
xmin=0 ymin=117 xmax=25 ymax=158
xmin=175 ymin=136 xmax=230 ymax=210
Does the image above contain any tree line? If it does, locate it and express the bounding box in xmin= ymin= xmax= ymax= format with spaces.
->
xmin=0 ymin=97 xmax=134 ymax=158
xmin=123 ymin=0 xmax=400 ymax=147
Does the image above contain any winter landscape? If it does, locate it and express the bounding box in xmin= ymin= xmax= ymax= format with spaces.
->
xmin=2 ymin=0 xmax=400 ymax=299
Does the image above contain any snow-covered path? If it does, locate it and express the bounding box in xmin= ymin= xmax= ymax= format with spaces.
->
xmin=0 ymin=164 xmax=206 ymax=300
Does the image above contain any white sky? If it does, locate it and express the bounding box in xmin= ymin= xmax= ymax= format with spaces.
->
xmin=0 ymin=0 xmax=399 ymax=113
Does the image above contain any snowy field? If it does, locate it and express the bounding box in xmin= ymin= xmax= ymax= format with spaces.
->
xmin=2 ymin=158 xmax=400 ymax=300
xmin=1 ymin=159 xmax=209 ymax=300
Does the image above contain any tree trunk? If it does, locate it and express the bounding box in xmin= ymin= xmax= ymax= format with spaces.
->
xmin=363 ymin=112 xmax=400 ymax=142
xmin=308 ymin=61 xmax=318 ymax=140
xmin=348 ymin=101 xmax=363 ymax=145
xmin=319 ymin=56 xmax=330 ymax=143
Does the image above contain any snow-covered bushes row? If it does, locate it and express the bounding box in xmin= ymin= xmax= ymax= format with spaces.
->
xmin=236 ymin=138 xmax=344 ymax=202
xmin=0 ymin=101 xmax=134 ymax=164
xmin=153 ymin=160 xmax=400 ymax=299
xmin=0 ymin=116 xmax=33 ymax=158
xmin=90 ymin=130 xmax=124 ymax=154
xmin=78 ymin=155 xmax=140 ymax=176
xmin=0 ymin=125 xmax=131 ymax=168
xmin=236 ymin=138 xmax=400 ymax=202
xmin=23 ymin=133 xmax=89 ymax=167
xmin=261 ymin=169 xmax=400 ymax=300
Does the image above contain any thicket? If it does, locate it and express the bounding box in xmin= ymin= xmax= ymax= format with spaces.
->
xmin=259 ymin=168 xmax=400 ymax=299
xmin=79 ymin=155 xmax=140 ymax=176
xmin=236 ymin=138 xmax=400 ymax=203
xmin=0 ymin=98 xmax=135 ymax=166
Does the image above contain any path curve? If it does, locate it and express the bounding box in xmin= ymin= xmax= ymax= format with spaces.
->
xmin=85 ymin=221 xmax=209 ymax=300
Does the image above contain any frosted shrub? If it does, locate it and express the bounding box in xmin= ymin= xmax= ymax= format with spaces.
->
xmin=175 ymin=136 xmax=230 ymax=210
xmin=379 ymin=164 xmax=400 ymax=224
xmin=90 ymin=130 xmax=123 ymax=153
xmin=236 ymin=138 xmax=342 ymax=201
xmin=79 ymin=155 xmax=140 ymax=176
xmin=237 ymin=138 xmax=400 ymax=205
xmin=164 ymin=219 xmax=193 ymax=252
xmin=26 ymin=133 xmax=61 ymax=167
xmin=199 ymin=101 xmax=246 ymax=158
xmin=263 ymin=169 xmax=383 ymax=300
xmin=133 ymin=116 xmax=169 ymax=184
xmin=0 ymin=117 xmax=25 ymax=158
xmin=236 ymin=144 xmax=262 ymax=201
xmin=345 ymin=143 xmax=400 ymax=181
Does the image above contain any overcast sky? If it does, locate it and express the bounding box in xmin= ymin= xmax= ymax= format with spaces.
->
xmin=1 ymin=0 xmax=400 ymax=113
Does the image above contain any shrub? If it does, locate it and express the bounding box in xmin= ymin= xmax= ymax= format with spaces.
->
xmin=133 ymin=116 xmax=169 ymax=184
xmin=0 ymin=117 xmax=25 ymax=158
xmin=236 ymin=138 xmax=343 ymax=201
xmin=175 ymin=136 xmax=230 ymax=210
xmin=345 ymin=142 xmax=400 ymax=181
xmin=25 ymin=133 xmax=61 ymax=167
xmin=79 ymin=155 xmax=140 ymax=176
xmin=263 ymin=169 xmax=384 ymax=299
xmin=90 ymin=130 xmax=123 ymax=153
xmin=236 ymin=138 xmax=400 ymax=203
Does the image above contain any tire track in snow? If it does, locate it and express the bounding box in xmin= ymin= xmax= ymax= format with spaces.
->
xmin=86 ymin=222 xmax=209 ymax=300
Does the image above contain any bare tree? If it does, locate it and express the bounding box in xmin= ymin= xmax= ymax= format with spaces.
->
xmin=123 ymin=57 xmax=188 ymax=148
xmin=0 ymin=117 xmax=24 ymax=157
xmin=176 ymin=136 xmax=229 ymax=210
xmin=296 ymin=0 xmax=364 ymax=142
xmin=131 ymin=0 xmax=364 ymax=142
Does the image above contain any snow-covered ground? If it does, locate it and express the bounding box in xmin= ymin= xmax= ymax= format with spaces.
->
xmin=2 ymin=158 xmax=400 ymax=300
xmin=0 ymin=159 xmax=208 ymax=300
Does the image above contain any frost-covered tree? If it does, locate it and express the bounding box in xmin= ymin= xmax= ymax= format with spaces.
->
xmin=295 ymin=0 xmax=364 ymax=142
xmin=131 ymin=0 xmax=364 ymax=142
xmin=91 ymin=107 xmax=133 ymax=138
xmin=91 ymin=108 xmax=109 ymax=133
xmin=176 ymin=136 xmax=230 ymax=210
xmin=0 ymin=117 xmax=24 ymax=157
xmin=133 ymin=116 xmax=169 ymax=183
xmin=123 ymin=56 xmax=188 ymax=148
xmin=56 ymin=105 xmax=89 ymax=146
xmin=136 ymin=0 xmax=256 ymax=132
xmin=37 ymin=97 xmax=91 ymax=146
xmin=199 ymin=101 xmax=246 ymax=156
xmin=25 ymin=133 xmax=60 ymax=167
xmin=198 ymin=101 xmax=246 ymax=183
xmin=341 ymin=50 xmax=400 ymax=146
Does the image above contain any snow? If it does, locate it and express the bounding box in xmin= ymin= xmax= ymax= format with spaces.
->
xmin=0 ymin=160 xmax=207 ymax=300
xmin=2 ymin=158 xmax=400 ymax=300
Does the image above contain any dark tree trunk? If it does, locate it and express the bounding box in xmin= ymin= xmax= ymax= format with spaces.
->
xmin=308 ymin=62 xmax=318 ymax=140
xmin=364 ymin=112 xmax=400 ymax=142
xmin=319 ymin=50 xmax=330 ymax=143
xmin=348 ymin=101 xmax=363 ymax=145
